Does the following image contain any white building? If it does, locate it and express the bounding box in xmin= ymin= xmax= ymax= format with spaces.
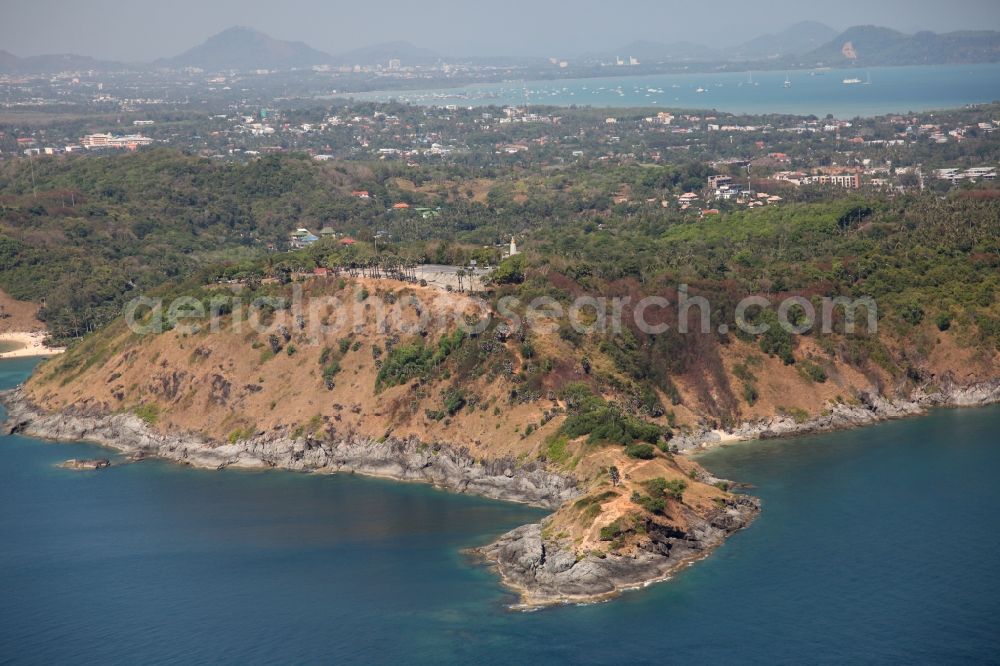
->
xmin=80 ymin=133 xmax=154 ymax=149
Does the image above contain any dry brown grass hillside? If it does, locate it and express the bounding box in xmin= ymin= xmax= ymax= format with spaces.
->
xmin=0 ymin=289 xmax=44 ymax=333
xmin=21 ymin=275 xmax=999 ymax=559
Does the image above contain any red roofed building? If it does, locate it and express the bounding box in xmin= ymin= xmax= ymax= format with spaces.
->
xmin=339 ymin=237 xmax=357 ymax=245
xmin=352 ymin=191 xmax=370 ymax=198
xmin=392 ymin=202 xmax=410 ymax=209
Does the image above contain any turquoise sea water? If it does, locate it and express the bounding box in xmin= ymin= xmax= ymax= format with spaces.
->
xmin=1 ymin=355 xmax=999 ymax=664
xmin=351 ymin=63 xmax=1000 ymax=117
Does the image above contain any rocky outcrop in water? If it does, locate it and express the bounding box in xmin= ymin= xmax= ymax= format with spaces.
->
xmin=476 ymin=495 xmax=760 ymax=606
xmin=0 ymin=387 xmax=578 ymax=510
xmin=59 ymin=458 xmax=111 ymax=470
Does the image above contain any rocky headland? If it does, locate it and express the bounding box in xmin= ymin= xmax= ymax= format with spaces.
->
xmin=2 ymin=387 xmax=578 ymax=510
xmin=6 ymin=279 xmax=999 ymax=608
xmin=2 ymin=385 xmax=760 ymax=607
xmin=11 ymin=375 xmax=999 ymax=606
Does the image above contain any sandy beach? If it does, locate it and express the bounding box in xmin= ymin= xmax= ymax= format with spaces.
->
xmin=0 ymin=331 xmax=64 ymax=359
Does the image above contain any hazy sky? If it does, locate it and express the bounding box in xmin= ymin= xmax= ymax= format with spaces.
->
xmin=2 ymin=0 xmax=1000 ymax=60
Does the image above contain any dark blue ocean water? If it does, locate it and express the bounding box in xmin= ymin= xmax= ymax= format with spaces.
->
xmin=353 ymin=63 xmax=1000 ymax=117
xmin=1 ymin=355 xmax=999 ymax=664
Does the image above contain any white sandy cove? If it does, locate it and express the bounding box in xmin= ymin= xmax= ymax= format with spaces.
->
xmin=0 ymin=331 xmax=65 ymax=359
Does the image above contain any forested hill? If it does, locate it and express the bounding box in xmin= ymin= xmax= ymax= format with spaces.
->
xmin=1 ymin=148 xmax=999 ymax=357
xmin=0 ymin=150 xmax=372 ymax=339
xmin=0 ymin=149 xmax=707 ymax=341
xmin=803 ymin=26 xmax=1000 ymax=66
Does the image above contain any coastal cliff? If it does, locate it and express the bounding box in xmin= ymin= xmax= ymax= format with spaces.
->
xmin=7 ymin=371 xmax=1000 ymax=606
xmin=474 ymin=379 xmax=1000 ymax=605
xmin=1 ymin=387 xmax=578 ymax=510
xmin=672 ymin=378 xmax=1000 ymax=452
xmin=0 ymin=385 xmax=760 ymax=607
xmin=477 ymin=495 xmax=759 ymax=607
xmin=9 ymin=277 xmax=1000 ymax=607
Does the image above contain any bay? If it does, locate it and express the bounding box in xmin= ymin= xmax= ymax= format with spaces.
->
xmin=1 ymin=356 xmax=998 ymax=664
xmin=351 ymin=63 xmax=1000 ymax=117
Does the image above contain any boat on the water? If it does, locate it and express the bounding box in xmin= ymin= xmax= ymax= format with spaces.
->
xmin=843 ymin=77 xmax=863 ymax=85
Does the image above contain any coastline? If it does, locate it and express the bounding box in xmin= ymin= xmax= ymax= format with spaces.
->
xmin=3 ymin=375 xmax=998 ymax=608
xmin=0 ymin=384 xmax=758 ymax=608
xmin=672 ymin=378 xmax=1000 ymax=457
xmin=0 ymin=387 xmax=578 ymax=510
xmin=0 ymin=331 xmax=64 ymax=359
xmin=348 ymin=62 xmax=1000 ymax=117
xmin=474 ymin=495 xmax=760 ymax=608
xmin=474 ymin=379 xmax=1000 ymax=607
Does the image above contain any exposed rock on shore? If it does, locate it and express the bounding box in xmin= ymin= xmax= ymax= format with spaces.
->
xmin=4 ymin=385 xmax=762 ymax=607
xmin=9 ymin=375 xmax=995 ymax=608
xmin=476 ymin=495 xmax=760 ymax=606
xmin=672 ymin=379 xmax=1000 ymax=452
xmin=1 ymin=387 xmax=578 ymax=510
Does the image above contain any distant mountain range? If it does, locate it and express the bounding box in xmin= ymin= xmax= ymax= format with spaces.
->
xmin=0 ymin=27 xmax=441 ymax=73
xmin=1 ymin=23 xmax=999 ymax=74
xmin=597 ymin=22 xmax=1000 ymax=67
xmin=603 ymin=22 xmax=838 ymax=63
xmin=727 ymin=21 xmax=839 ymax=60
xmin=157 ymin=26 xmax=333 ymax=70
xmin=799 ymin=25 xmax=1000 ymax=66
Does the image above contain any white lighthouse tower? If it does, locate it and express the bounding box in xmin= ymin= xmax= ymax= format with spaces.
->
xmin=509 ymin=236 xmax=519 ymax=257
